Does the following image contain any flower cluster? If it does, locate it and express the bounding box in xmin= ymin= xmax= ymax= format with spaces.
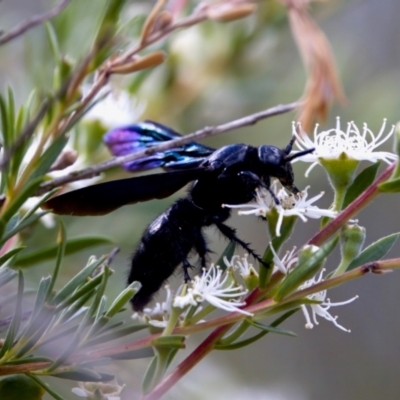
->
xmin=292 ymin=118 xmax=397 ymax=176
xmin=174 ymin=265 xmax=250 ymax=315
xmin=224 ymin=182 xmax=337 ymax=236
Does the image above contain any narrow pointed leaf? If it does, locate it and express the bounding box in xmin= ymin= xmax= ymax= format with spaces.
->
xmin=247 ymin=319 xmax=297 ymax=337
xmin=216 ymin=241 xmax=236 ymax=271
xmin=52 ymin=255 xmax=106 ymax=304
xmin=379 ymin=177 xmax=400 ymax=193
xmin=0 ymin=177 xmax=43 ymax=224
xmin=111 ymin=347 xmax=154 ymax=360
xmin=343 ymin=162 xmax=380 ymax=208
xmin=28 ymin=133 xmax=69 ymax=182
xmin=105 ymin=282 xmax=141 ymax=318
xmin=85 ymin=324 xmax=149 ymax=347
xmin=0 ymin=247 xmax=25 ymax=265
xmin=15 ymin=236 xmax=112 ymax=267
xmin=0 ymin=270 xmax=24 ymax=358
xmin=1 ymin=212 xmax=49 ymax=245
xmin=274 ymin=245 xmax=330 ymax=301
xmin=347 ymin=233 xmax=400 ymax=271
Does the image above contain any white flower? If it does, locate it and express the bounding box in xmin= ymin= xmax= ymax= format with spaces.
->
xmin=72 ymin=379 xmax=125 ymax=400
xmin=269 ymin=244 xmax=298 ymax=274
xmin=132 ymin=286 xmax=173 ymax=328
xmin=224 ymin=183 xmax=337 ymax=236
xmin=223 ymin=254 xmax=258 ymax=280
xmin=292 ymin=118 xmax=397 ymax=177
xmin=299 ymin=269 xmax=358 ymax=332
xmin=83 ymin=86 xmax=146 ymax=128
xmin=173 ymin=265 xmax=251 ymax=316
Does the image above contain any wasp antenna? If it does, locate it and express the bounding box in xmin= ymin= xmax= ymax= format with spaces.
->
xmin=284 ymin=135 xmax=297 ymax=155
xmin=285 ymin=147 xmax=315 ymax=163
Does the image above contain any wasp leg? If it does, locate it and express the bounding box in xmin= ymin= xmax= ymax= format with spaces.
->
xmin=182 ymin=259 xmax=195 ymax=282
xmin=194 ymin=233 xmax=210 ymax=270
xmin=215 ymin=222 xmax=266 ymax=267
xmin=237 ymin=170 xmax=280 ymax=205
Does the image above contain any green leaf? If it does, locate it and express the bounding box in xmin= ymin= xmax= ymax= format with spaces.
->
xmin=274 ymin=244 xmax=330 ymax=301
xmin=20 ymin=188 xmax=59 ymax=222
xmin=14 ymin=236 xmax=112 ymax=267
xmin=95 ymin=0 xmax=128 ymax=44
xmin=46 ymin=221 xmax=67 ymax=299
xmin=347 ymin=233 xmax=400 ymax=271
xmin=0 ymin=94 xmax=10 ymax=148
xmin=142 ymin=356 xmax=158 ymax=395
xmin=1 ymin=212 xmax=49 ymax=246
xmin=85 ymin=324 xmax=149 ymax=347
xmin=28 ymin=133 xmax=69 ymax=182
xmin=110 ymin=347 xmax=154 ymax=360
xmin=0 ymin=177 xmax=43 ymax=224
xmin=343 ymin=162 xmax=380 ymax=208
xmin=4 ymin=356 xmax=53 ymax=365
xmin=216 ymin=309 xmax=298 ymax=350
xmin=55 ymin=274 xmax=103 ymax=311
xmin=0 ymin=267 xmax=18 ymax=287
xmin=45 ymin=23 xmax=62 ymax=63
xmin=379 ymin=177 xmax=400 ymax=193
xmin=247 ymin=319 xmax=297 ymax=337
xmin=78 ymin=358 xmax=112 ymax=368
xmin=105 ymin=281 xmax=141 ymax=318
xmin=216 ymin=241 xmax=236 ymax=271
xmin=0 ymin=270 xmax=24 ymax=358
xmin=52 ymin=255 xmax=106 ymax=304
xmin=0 ymin=247 xmax=25 ymax=266
xmin=31 ymin=277 xmax=52 ymax=319
xmin=25 ymin=374 xmax=64 ymax=400
xmin=7 ymin=87 xmax=15 ymax=141
xmin=51 ymin=368 xmax=114 ymax=382
xmin=0 ymin=375 xmax=45 ymax=400
xmin=215 ymin=329 xmax=268 ymax=350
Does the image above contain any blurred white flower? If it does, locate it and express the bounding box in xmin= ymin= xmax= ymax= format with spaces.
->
xmin=83 ymin=86 xmax=146 ymax=128
xmin=299 ymin=269 xmax=358 ymax=332
xmin=269 ymin=244 xmax=298 ymax=274
xmin=72 ymin=378 xmax=125 ymax=400
xmin=133 ymin=286 xmax=174 ymax=328
xmin=174 ymin=265 xmax=251 ymax=315
xmin=224 ymin=183 xmax=337 ymax=236
xmin=224 ymin=254 xmax=258 ymax=280
xmin=292 ymin=118 xmax=397 ymax=176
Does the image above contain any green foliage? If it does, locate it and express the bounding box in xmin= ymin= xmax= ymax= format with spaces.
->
xmin=347 ymin=233 xmax=400 ymax=271
xmin=0 ymin=1 xmax=399 ymax=399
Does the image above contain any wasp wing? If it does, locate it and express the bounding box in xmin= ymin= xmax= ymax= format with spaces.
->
xmin=104 ymin=120 xmax=215 ymax=172
xmin=43 ymin=168 xmax=207 ymax=216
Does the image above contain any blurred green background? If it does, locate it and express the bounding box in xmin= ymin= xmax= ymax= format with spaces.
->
xmin=1 ymin=0 xmax=400 ymax=399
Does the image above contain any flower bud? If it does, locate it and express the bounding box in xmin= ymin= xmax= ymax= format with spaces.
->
xmin=333 ymin=224 xmax=366 ymax=276
xmin=110 ymin=51 xmax=166 ymax=74
xmin=50 ymin=149 xmax=78 ymax=171
xmin=207 ymin=3 xmax=256 ymax=22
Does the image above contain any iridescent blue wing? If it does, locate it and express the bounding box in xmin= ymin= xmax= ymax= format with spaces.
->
xmin=103 ymin=120 xmax=215 ymax=172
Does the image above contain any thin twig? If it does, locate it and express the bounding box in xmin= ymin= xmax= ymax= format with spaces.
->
xmin=70 ymin=7 xmax=210 ymax=135
xmin=0 ymin=0 xmax=72 ymax=46
xmin=35 ymin=101 xmax=301 ymax=195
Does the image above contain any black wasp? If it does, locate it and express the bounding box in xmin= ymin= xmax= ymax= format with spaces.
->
xmin=44 ymin=121 xmax=314 ymax=311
